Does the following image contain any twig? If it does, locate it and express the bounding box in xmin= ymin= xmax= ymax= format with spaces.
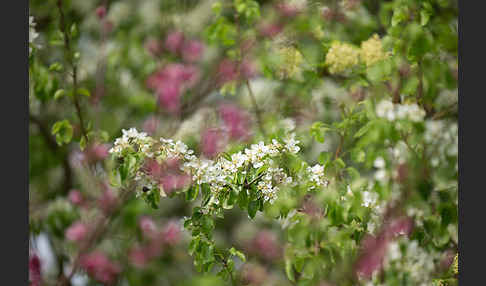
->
xmin=57 ymin=0 xmax=89 ymax=143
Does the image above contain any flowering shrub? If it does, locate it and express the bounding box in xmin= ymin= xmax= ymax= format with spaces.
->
xmin=29 ymin=0 xmax=457 ymax=285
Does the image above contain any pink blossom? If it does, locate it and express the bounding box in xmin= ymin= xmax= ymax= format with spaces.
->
xmin=139 ymin=216 xmax=157 ymax=238
xmin=182 ymin=39 xmax=204 ymax=62
xmin=84 ymin=143 xmax=110 ymax=163
xmin=354 ymin=216 xmax=414 ymax=278
xmin=201 ymin=128 xmax=227 ymax=158
xmin=68 ymin=189 xmax=83 ymax=206
xmin=219 ymin=104 xmax=251 ymax=141
xmin=142 ymin=158 xmax=191 ymax=194
xmin=147 ymin=64 xmax=199 ymax=114
xmin=66 ymin=221 xmax=89 ymax=243
xmin=98 ymin=185 xmax=117 ymax=214
xmin=240 ymin=59 xmax=258 ymax=79
xmin=161 ymin=221 xmax=181 ymax=245
xmin=95 ymin=6 xmax=106 ymax=20
xmin=142 ymin=116 xmax=159 ymax=135
xmin=144 ymin=38 xmax=162 ymax=57
xmin=29 ymin=253 xmax=42 ymax=286
xmin=251 ymin=231 xmax=282 ymax=261
xmin=80 ymin=251 xmax=121 ymax=284
xmin=216 ymin=59 xmax=239 ymax=85
xmin=354 ymin=234 xmax=389 ymax=278
xmin=276 ymin=3 xmax=301 ymax=18
xmin=129 ymin=246 xmax=150 ymax=268
xmin=164 ymin=31 xmax=185 ymax=54
xmin=259 ymin=23 xmax=283 ymax=38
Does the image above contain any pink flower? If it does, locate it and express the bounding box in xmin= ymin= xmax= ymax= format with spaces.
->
xmin=95 ymin=6 xmax=106 ymax=20
xmin=98 ymin=185 xmax=117 ymax=214
xmin=164 ymin=31 xmax=185 ymax=54
xmin=354 ymin=234 xmax=389 ymax=278
xmin=147 ymin=64 xmax=199 ymax=114
xmin=276 ymin=3 xmax=301 ymax=18
xmin=29 ymin=253 xmax=42 ymax=286
xmin=68 ymin=189 xmax=83 ymax=206
xmin=354 ymin=216 xmax=414 ymax=278
xmin=240 ymin=59 xmax=258 ymax=79
xmin=129 ymin=246 xmax=150 ymax=268
xmin=251 ymin=231 xmax=282 ymax=261
xmin=182 ymin=40 xmax=204 ymax=62
xmin=66 ymin=222 xmax=88 ymax=243
xmin=219 ymin=104 xmax=251 ymax=141
xmin=139 ymin=216 xmax=157 ymax=238
xmin=216 ymin=59 xmax=239 ymax=85
xmin=162 ymin=221 xmax=181 ymax=245
xmin=201 ymin=128 xmax=227 ymax=158
xmin=84 ymin=143 xmax=110 ymax=163
xmin=259 ymin=23 xmax=283 ymax=38
xmin=80 ymin=251 xmax=121 ymax=284
xmin=144 ymin=38 xmax=162 ymax=57
xmin=385 ymin=217 xmax=414 ymax=238
xmin=142 ymin=158 xmax=191 ymax=195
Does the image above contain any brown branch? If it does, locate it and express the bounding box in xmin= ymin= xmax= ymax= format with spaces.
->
xmin=57 ymin=0 xmax=89 ymax=143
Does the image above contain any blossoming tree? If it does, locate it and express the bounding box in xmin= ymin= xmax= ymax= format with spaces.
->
xmin=29 ymin=0 xmax=458 ymax=285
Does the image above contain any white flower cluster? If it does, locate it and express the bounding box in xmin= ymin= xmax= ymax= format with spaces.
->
xmin=376 ymin=100 xmax=426 ymax=122
xmin=383 ymin=238 xmax=439 ymax=285
xmin=110 ymin=128 xmax=307 ymax=205
xmin=373 ymin=156 xmax=389 ymax=183
xmin=29 ymin=16 xmax=39 ymax=55
xmin=307 ymin=164 xmax=329 ymax=189
xmin=424 ymin=120 xmax=458 ymax=169
xmin=109 ymin=128 xmax=155 ymax=157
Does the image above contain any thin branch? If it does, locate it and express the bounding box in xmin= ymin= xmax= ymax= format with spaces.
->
xmin=57 ymin=0 xmax=89 ymax=143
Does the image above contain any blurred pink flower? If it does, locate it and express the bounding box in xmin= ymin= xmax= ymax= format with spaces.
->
xmin=276 ymin=3 xmax=301 ymax=18
xmin=84 ymin=143 xmax=110 ymax=163
xmin=98 ymin=185 xmax=117 ymax=214
xmin=66 ymin=221 xmax=89 ymax=243
xmin=161 ymin=221 xmax=181 ymax=245
xmin=217 ymin=59 xmax=239 ymax=85
xmin=142 ymin=116 xmax=159 ymax=135
xmin=354 ymin=216 xmax=414 ymax=278
xmin=144 ymin=38 xmax=163 ymax=57
xmin=219 ymin=104 xmax=251 ymax=141
xmin=129 ymin=246 xmax=150 ymax=268
xmin=182 ymin=39 xmax=204 ymax=62
xmin=95 ymin=6 xmax=106 ymax=20
xmin=251 ymin=231 xmax=282 ymax=261
xmin=259 ymin=23 xmax=283 ymax=38
xmin=29 ymin=253 xmax=42 ymax=286
xmin=139 ymin=216 xmax=157 ymax=238
xmin=143 ymin=158 xmax=191 ymax=195
xmin=201 ymin=128 xmax=227 ymax=158
xmin=165 ymin=31 xmax=185 ymax=54
xmin=68 ymin=189 xmax=83 ymax=206
xmin=80 ymin=251 xmax=121 ymax=284
xmin=147 ymin=64 xmax=199 ymax=114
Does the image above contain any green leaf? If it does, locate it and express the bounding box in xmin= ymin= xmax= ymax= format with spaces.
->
xmin=248 ymin=200 xmax=258 ymax=219
xmin=76 ymin=88 xmax=91 ymax=97
xmin=186 ymin=185 xmax=199 ymax=201
xmin=229 ymin=247 xmax=246 ymax=262
xmin=54 ymin=89 xmax=66 ymax=100
xmin=51 ymin=120 xmax=73 ymax=146
xmin=285 ymin=259 xmax=296 ymax=282
xmin=79 ymin=136 xmax=87 ymax=151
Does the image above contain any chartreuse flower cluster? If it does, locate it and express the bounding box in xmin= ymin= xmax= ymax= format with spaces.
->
xmin=109 ymin=128 xmax=329 ymax=274
xmin=325 ymin=34 xmax=390 ymax=74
